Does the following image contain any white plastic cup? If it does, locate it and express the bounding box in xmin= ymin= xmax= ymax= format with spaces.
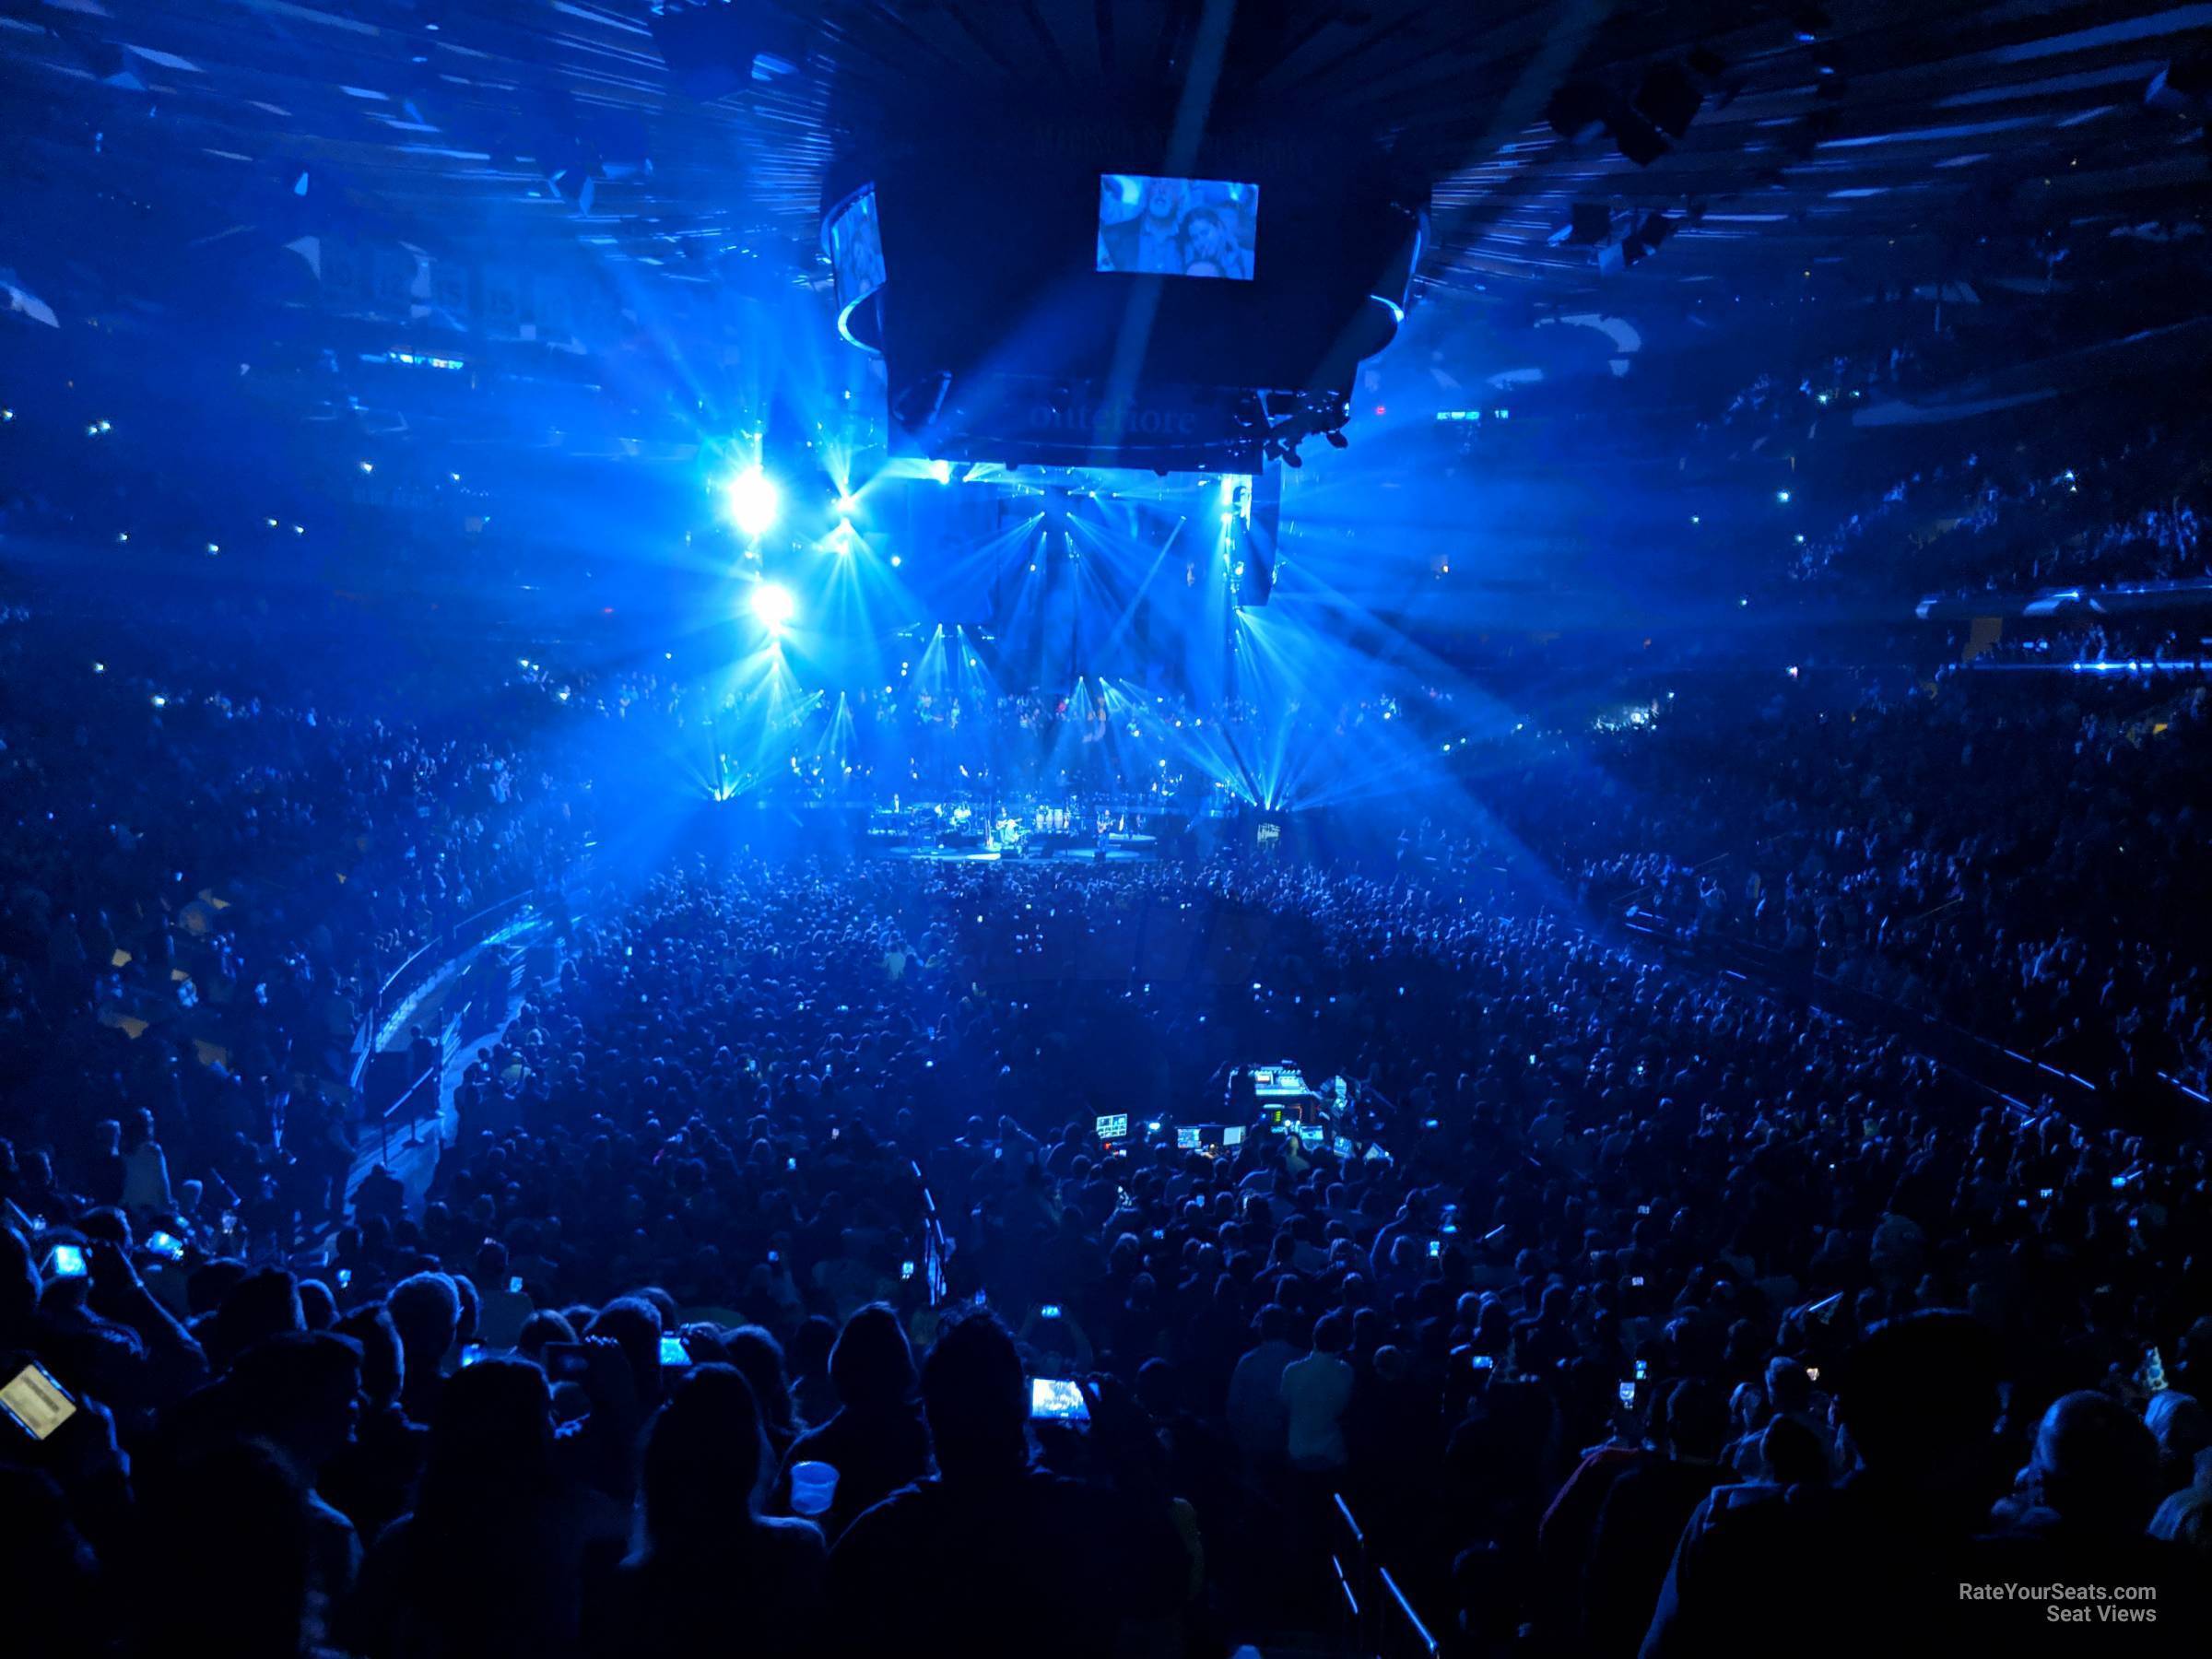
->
xmin=790 ymin=1460 xmax=839 ymax=1518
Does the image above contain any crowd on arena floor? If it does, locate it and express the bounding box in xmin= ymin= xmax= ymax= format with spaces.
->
xmin=6 ymin=837 xmax=2209 ymax=1657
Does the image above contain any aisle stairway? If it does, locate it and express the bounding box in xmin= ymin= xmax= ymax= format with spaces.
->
xmin=340 ymin=917 xmax=559 ymax=1214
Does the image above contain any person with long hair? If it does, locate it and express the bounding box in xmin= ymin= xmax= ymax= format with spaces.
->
xmin=343 ymin=1358 xmax=623 ymax=1659
xmin=827 ymin=1312 xmax=1190 ymax=1658
xmin=1177 ymin=206 xmax=1250 ymax=279
xmin=776 ymin=1302 xmax=931 ymax=1540
xmin=583 ymin=1364 xmax=828 ymax=1656
xmin=724 ymin=1324 xmax=805 ymax=1465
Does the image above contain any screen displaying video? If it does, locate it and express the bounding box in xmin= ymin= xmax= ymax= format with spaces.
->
xmin=823 ymin=185 xmax=887 ymax=310
xmin=1097 ymin=175 xmax=1258 ymax=280
xmin=1030 ymin=1376 xmax=1091 ymax=1423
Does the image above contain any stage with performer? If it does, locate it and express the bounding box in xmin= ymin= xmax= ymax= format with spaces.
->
xmin=862 ymin=794 xmax=1175 ymax=863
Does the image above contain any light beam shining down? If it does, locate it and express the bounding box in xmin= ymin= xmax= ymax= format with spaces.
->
xmin=726 ymin=468 xmax=782 ymax=539
xmin=749 ymin=581 xmax=795 ymax=632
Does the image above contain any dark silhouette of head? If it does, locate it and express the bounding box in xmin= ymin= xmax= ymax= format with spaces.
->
xmin=1834 ymin=1311 xmax=1999 ymax=1489
xmin=1664 ymin=1379 xmax=1730 ymax=1461
xmin=417 ymin=1357 xmax=555 ymax=1525
xmin=830 ymin=1301 xmax=917 ymax=1412
xmin=587 ymin=1295 xmax=665 ymax=1402
xmin=1765 ymin=1354 xmax=1814 ymax=1415
xmin=2030 ymin=1390 xmax=2161 ymax=1533
xmin=921 ymin=1310 xmax=1027 ymax=1484
xmin=386 ymin=1271 xmax=460 ymax=1379
xmin=226 ymin=1331 xmax=362 ymax=1476
xmin=724 ymin=1324 xmax=796 ymax=1438
xmin=210 ymin=1269 xmax=304 ymax=1371
xmin=1761 ymin=1413 xmax=1830 ymax=1488
xmin=334 ymin=1303 xmax=405 ymax=1406
xmin=642 ymin=1363 xmax=771 ymax=1550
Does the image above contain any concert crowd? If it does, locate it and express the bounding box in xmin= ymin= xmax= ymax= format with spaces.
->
xmin=5 ymin=409 xmax=2211 ymax=1659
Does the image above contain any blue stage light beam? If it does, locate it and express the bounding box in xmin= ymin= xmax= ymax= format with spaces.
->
xmin=726 ymin=468 xmax=782 ymax=539
xmin=749 ymin=580 xmax=795 ymax=631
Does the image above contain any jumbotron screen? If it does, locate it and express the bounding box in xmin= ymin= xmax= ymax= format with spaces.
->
xmin=823 ymin=186 xmax=887 ymax=310
xmin=1097 ymin=175 xmax=1258 ymax=280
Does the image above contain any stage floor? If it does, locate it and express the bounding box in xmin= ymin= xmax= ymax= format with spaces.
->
xmin=868 ymin=844 xmax=1160 ymax=865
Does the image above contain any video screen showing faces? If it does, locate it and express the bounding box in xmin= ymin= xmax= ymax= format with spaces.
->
xmin=1097 ymin=175 xmax=1258 ymax=280
xmin=824 ymin=186 xmax=887 ymax=309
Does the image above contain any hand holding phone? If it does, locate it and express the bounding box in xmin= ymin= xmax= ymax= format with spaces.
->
xmin=580 ymin=1335 xmax=639 ymax=1413
xmin=1 ymin=1361 xmax=79 ymax=1441
xmin=1029 ymin=1376 xmax=1090 ymax=1426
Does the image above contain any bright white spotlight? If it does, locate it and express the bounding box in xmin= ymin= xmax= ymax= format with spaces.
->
xmin=726 ymin=468 xmax=781 ymax=538
xmin=749 ymin=582 xmax=795 ymax=631
xmin=833 ymin=494 xmax=861 ymax=517
xmin=927 ymin=459 xmax=952 ymax=484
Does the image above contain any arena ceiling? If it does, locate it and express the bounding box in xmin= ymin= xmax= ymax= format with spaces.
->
xmin=1 ymin=0 xmax=2206 ymax=398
